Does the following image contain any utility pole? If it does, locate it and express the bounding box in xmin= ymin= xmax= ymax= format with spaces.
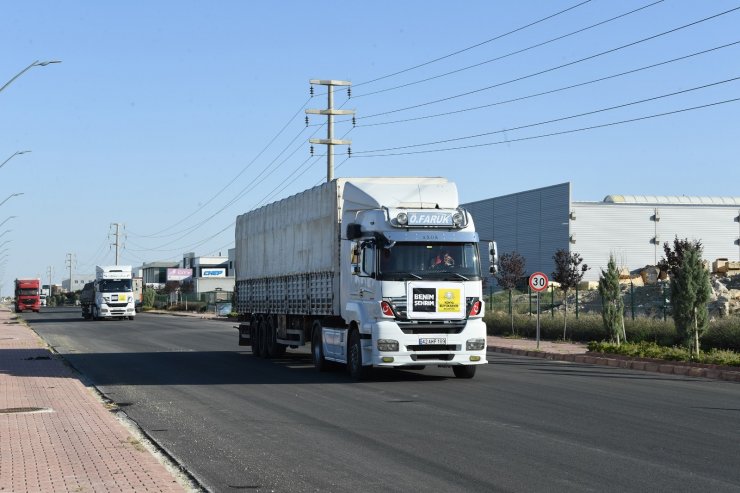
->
xmin=110 ymin=223 xmax=124 ymax=264
xmin=65 ymin=253 xmax=73 ymax=292
xmin=46 ymin=265 xmax=53 ymax=296
xmin=306 ymin=80 xmax=355 ymax=182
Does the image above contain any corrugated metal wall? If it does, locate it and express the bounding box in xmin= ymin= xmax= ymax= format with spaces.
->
xmin=465 ymin=181 xmax=740 ymax=284
xmin=464 ymin=183 xmax=570 ymax=284
xmin=572 ymin=202 xmax=740 ymax=279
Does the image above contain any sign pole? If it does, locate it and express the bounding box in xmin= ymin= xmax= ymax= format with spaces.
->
xmin=528 ymin=272 xmax=549 ymax=351
xmin=536 ymin=292 xmax=540 ymax=350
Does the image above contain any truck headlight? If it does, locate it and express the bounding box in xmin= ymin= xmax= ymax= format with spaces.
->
xmin=396 ymin=212 xmax=408 ymax=226
xmin=466 ymin=338 xmax=485 ymax=351
xmin=377 ymin=339 xmax=399 ymax=352
xmin=452 ymin=211 xmax=464 ymax=227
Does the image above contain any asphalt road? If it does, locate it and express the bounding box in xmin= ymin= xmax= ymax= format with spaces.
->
xmin=22 ymin=307 xmax=740 ymax=493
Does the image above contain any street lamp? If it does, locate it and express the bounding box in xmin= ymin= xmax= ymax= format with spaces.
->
xmin=0 ymin=150 xmax=31 ymax=170
xmin=0 ymin=229 xmax=10 ymax=239
xmin=0 ymin=216 xmax=17 ymax=228
xmin=0 ymin=240 xmax=11 ymax=249
xmin=1 ymin=60 xmax=61 ymax=94
xmin=0 ymin=193 xmax=24 ymax=207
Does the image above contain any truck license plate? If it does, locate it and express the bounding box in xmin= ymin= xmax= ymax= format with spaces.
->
xmin=419 ymin=337 xmax=446 ymax=345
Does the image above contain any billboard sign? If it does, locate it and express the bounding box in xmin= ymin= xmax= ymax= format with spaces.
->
xmin=167 ymin=268 xmax=193 ymax=281
xmin=202 ymin=268 xmax=226 ymax=277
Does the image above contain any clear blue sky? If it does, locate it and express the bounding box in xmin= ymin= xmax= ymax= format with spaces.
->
xmin=1 ymin=0 xmax=738 ymax=295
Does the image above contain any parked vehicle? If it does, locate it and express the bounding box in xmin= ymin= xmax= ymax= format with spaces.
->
xmin=14 ymin=278 xmax=41 ymax=313
xmin=80 ymin=265 xmax=136 ymax=320
xmin=234 ymin=177 xmax=497 ymax=379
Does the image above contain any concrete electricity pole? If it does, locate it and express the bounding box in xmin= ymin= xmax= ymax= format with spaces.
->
xmin=306 ymin=80 xmax=355 ymax=182
xmin=65 ymin=253 xmax=73 ymax=292
xmin=110 ymin=223 xmax=124 ymax=264
xmin=47 ymin=266 xmax=54 ymax=296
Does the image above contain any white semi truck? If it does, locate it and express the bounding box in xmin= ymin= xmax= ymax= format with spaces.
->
xmin=234 ymin=177 xmax=497 ymax=379
xmin=80 ymin=265 xmax=136 ymax=320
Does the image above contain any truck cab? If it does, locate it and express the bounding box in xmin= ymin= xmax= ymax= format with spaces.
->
xmin=339 ymin=204 xmax=494 ymax=378
xmin=83 ymin=266 xmax=136 ymax=320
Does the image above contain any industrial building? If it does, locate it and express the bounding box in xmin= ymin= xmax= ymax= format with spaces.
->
xmin=464 ymin=182 xmax=740 ymax=283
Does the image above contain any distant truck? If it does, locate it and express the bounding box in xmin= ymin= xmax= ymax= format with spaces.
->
xmin=15 ymin=278 xmax=41 ymax=313
xmin=132 ymin=277 xmax=143 ymax=312
xmin=235 ymin=177 xmax=497 ymax=379
xmin=80 ymin=265 xmax=136 ymax=320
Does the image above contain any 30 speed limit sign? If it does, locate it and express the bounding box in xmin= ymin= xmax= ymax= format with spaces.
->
xmin=529 ymin=272 xmax=549 ymax=292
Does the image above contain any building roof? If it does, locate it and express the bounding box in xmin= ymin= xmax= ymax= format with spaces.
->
xmin=602 ymin=195 xmax=740 ymax=205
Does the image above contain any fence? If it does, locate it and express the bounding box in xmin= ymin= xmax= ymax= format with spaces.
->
xmin=149 ymin=289 xmax=233 ymax=314
xmin=487 ymin=282 xmax=672 ymax=321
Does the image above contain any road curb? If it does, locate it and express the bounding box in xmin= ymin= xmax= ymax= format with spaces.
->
xmin=488 ymin=346 xmax=740 ymax=382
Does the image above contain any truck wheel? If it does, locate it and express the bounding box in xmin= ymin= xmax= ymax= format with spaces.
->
xmin=258 ymin=318 xmax=270 ymax=358
xmin=265 ymin=317 xmax=286 ymax=358
xmin=452 ymin=365 xmax=477 ymax=379
xmin=348 ymin=330 xmax=371 ymax=381
xmin=250 ymin=318 xmax=262 ymax=357
xmin=311 ymin=322 xmax=328 ymax=372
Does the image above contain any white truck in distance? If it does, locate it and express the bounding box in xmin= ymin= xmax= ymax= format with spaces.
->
xmin=81 ymin=265 xmax=136 ymax=320
xmin=235 ymin=177 xmax=497 ymax=379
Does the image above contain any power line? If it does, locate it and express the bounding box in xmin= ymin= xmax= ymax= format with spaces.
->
xmin=358 ymin=6 xmax=740 ymax=120
xmin=131 ymin=96 xmax=312 ymax=239
xmin=352 ymin=97 xmax=740 ymax=158
xmin=353 ymin=76 xmax=740 ymax=154
xmin=353 ymin=41 xmax=740 ymax=128
xmin=352 ymin=0 xmax=664 ymax=99
xmin=352 ymin=0 xmax=593 ymax=89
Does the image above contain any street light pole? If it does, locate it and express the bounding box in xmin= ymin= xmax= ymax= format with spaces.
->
xmin=0 ymin=193 xmax=24 ymax=208
xmin=0 ymin=229 xmax=10 ymax=239
xmin=0 ymin=216 xmax=18 ymax=228
xmin=0 ymin=150 xmax=31 ymax=170
xmin=0 ymin=60 xmax=61 ymax=94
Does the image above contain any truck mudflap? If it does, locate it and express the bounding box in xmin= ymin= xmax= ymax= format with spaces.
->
xmin=237 ymin=323 xmax=252 ymax=346
xmin=368 ymin=319 xmax=488 ymax=367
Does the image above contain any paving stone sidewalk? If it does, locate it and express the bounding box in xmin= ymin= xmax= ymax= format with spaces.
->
xmin=0 ymin=306 xmax=189 ymax=493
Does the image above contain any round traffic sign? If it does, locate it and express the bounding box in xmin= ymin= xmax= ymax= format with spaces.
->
xmin=529 ymin=272 xmax=549 ymax=292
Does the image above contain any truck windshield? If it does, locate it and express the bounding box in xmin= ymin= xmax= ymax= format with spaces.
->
xmin=98 ymin=279 xmax=132 ymax=292
xmin=378 ymin=242 xmax=481 ymax=281
xmin=17 ymin=289 xmax=39 ymax=296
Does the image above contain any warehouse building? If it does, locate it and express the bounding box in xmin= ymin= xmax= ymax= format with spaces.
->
xmin=464 ymin=182 xmax=740 ymax=283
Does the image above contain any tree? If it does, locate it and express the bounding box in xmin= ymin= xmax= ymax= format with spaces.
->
xmin=551 ymin=249 xmax=589 ymax=340
xmin=658 ymin=236 xmax=702 ymax=278
xmin=495 ymin=251 xmax=525 ymax=335
xmin=670 ymin=243 xmax=711 ymax=358
xmin=598 ymin=255 xmax=624 ymax=345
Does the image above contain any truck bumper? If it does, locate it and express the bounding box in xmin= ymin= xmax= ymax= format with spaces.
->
xmin=368 ymin=318 xmax=488 ymax=367
xmin=99 ymin=303 xmax=136 ymax=318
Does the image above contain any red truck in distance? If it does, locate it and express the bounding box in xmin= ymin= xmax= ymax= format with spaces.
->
xmin=15 ymin=278 xmax=41 ymax=313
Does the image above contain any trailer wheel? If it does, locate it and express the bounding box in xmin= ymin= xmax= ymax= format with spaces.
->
xmin=258 ymin=318 xmax=270 ymax=358
xmin=250 ymin=317 xmax=262 ymax=357
xmin=348 ymin=330 xmax=371 ymax=381
xmin=452 ymin=365 xmax=477 ymax=379
xmin=311 ymin=322 xmax=328 ymax=372
xmin=265 ymin=317 xmax=286 ymax=358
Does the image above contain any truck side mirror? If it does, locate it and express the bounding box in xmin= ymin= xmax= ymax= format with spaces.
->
xmin=488 ymin=241 xmax=499 ymax=274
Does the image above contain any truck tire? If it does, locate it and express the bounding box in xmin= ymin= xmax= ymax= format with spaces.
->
xmin=258 ymin=318 xmax=270 ymax=358
xmin=265 ymin=317 xmax=286 ymax=358
xmin=250 ymin=317 xmax=262 ymax=357
xmin=452 ymin=365 xmax=477 ymax=379
xmin=311 ymin=322 xmax=328 ymax=372
xmin=348 ymin=330 xmax=371 ymax=381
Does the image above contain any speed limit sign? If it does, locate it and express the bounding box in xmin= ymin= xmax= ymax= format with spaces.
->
xmin=529 ymin=272 xmax=549 ymax=292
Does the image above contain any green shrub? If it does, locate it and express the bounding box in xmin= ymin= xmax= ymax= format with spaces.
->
xmin=701 ymin=318 xmax=740 ymax=352
xmin=586 ymin=341 xmax=740 ymax=366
